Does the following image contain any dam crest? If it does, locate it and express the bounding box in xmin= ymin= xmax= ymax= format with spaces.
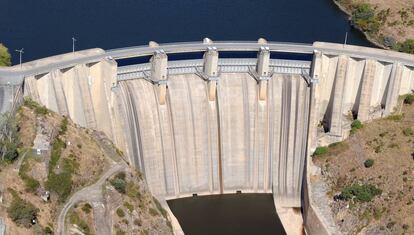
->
xmin=1 ymin=39 xmax=414 ymax=234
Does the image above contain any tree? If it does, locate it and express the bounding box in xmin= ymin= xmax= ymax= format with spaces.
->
xmin=0 ymin=43 xmax=11 ymax=66
xmin=0 ymin=112 xmax=19 ymax=162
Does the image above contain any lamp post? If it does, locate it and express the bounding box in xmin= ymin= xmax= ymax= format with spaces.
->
xmin=15 ymin=48 xmax=24 ymax=68
xmin=344 ymin=32 xmax=348 ymax=46
xmin=72 ymin=37 xmax=77 ymax=53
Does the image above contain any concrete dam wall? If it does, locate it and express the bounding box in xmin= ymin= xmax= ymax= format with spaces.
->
xmin=2 ymin=40 xmax=414 ymax=233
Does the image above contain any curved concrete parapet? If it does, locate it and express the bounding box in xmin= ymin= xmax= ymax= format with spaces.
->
xmin=2 ymin=40 xmax=414 ymax=234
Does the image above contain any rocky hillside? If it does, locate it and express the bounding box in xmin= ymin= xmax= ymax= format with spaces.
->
xmin=313 ymin=94 xmax=414 ymax=234
xmin=0 ymin=99 xmax=172 ymax=235
xmin=334 ymin=0 xmax=414 ymax=52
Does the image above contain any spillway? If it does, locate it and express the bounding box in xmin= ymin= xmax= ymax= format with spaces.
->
xmin=116 ymin=72 xmax=310 ymax=206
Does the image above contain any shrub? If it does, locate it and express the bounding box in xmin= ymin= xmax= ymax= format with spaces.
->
xmin=0 ymin=44 xmax=11 ymax=66
xmin=82 ymin=203 xmax=92 ymax=214
xmin=148 ymin=207 xmax=159 ymax=216
xmin=116 ymin=229 xmax=126 ymax=235
xmin=386 ymin=221 xmax=396 ymax=229
xmin=403 ymin=127 xmax=414 ymax=136
xmin=123 ymin=202 xmax=134 ymax=213
xmin=69 ymin=211 xmax=90 ymax=234
xmin=7 ymin=191 xmax=39 ymax=227
xmin=395 ymin=39 xmax=414 ymax=54
xmin=340 ymin=184 xmax=382 ymax=202
xmin=386 ymin=114 xmax=404 ymax=121
xmin=116 ymin=208 xmax=125 ymax=217
xmin=24 ymin=98 xmax=49 ymax=116
xmin=59 ymin=117 xmax=68 ymax=135
xmin=364 ymin=159 xmax=374 ymax=168
xmin=111 ymin=178 xmax=127 ymax=194
xmin=313 ymin=146 xmax=328 ymax=156
xmin=351 ymin=120 xmax=363 ymax=130
xmin=351 ymin=4 xmax=381 ymax=34
xmin=126 ymin=181 xmax=141 ymax=199
xmin=404 ymin=94 xmax=414 ymax=104
xmin=46 ymin=172 xmax=72 ymax=202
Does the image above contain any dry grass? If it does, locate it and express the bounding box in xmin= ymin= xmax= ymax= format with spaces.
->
xmin=0 ymin=106 xmax=110 ymax=234
xmin=313 ymin=102 xmax=414 ymax=234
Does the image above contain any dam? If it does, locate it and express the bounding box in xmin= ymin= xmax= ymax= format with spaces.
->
xmin=1 ymin=39 xmax=414 ymax=234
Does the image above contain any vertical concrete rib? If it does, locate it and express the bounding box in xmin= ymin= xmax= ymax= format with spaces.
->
xmin=51 ymin=70 xmax=69 ymax=116
xmin=358 ymin=59 xmax=376 ymax=122
xmin=76 ymin=65 xmax=97 ymax=129
xmin=384 ymin=62 xmax=403 ymax=115
xmin=292 ymin=76 xmax=307 ymax=205
xmin=329 ymin=55 xmax=348 ymax=137
xmin=308 ymin=51 xmax=322 ymax=151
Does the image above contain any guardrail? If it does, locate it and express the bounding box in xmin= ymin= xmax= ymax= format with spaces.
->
xmin=2 ymin=40 xmax=414 ymax=85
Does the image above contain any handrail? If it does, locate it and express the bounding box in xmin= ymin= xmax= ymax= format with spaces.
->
xmin=1 ymin=40 xmax=414 ymax=85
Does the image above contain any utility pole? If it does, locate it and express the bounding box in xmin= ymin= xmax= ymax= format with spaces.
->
xmin=344 ymin=32 xmax=348 ymax=46
xmin=72 ymin=37 xmax=77 ymax=53
xmin=15 ymin=48 xmax=24 ymax=68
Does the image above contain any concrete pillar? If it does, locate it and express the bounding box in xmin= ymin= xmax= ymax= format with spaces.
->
xmin=384 ymin=62 xmax=403 ymax=115
xmin=151 ymin=50 xmax=168 ymax=105
xmin=204 ymin=47 xmax=219 ymax=102
xmin=257 ymin=47 xmax=270 ymax=77
xmin=151 ymin=50 xmax=168 ymax=82
xmin=257 ymin=47 xmax=270 ymax=101
xmin=358 ymin=59 xmax=376 ymax=122
xmin=157 ymin=81 xmax=167 ymax=105
xmin=259 ymin=80 xmax=267 ymax=101
xmin=329 ymin=55 xmax=348 ymax=137
xmin=308 ymin=50 xmax=322 ymax=151
xmin=204 ymin=47 xmax=219 ymax=77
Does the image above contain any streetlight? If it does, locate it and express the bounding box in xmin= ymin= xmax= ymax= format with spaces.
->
xmin=344 ymin=31 xmax=348 ymax=46
xmin=15 ymin=48 xmax=24 ymax=68
xmin=72 ymin=37 xmax=77 ymax=53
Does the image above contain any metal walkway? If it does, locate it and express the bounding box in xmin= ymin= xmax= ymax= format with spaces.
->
xmin=117 ymin=58 xmax=311 ymax=81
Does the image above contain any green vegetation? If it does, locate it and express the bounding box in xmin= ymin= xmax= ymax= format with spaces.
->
xmin=68 ymin=211 xmax=91 ymax=235
xmin=153 ymin=197 xmax=168 ymax=218
xmin=59 ymin=116 xmax=68 ymax=135
xmin=19 ymin=159 xmax=40 ymax=193
xmin=386 ymin=113 xmax=404 ymax=121
xmin=351 ymin=4 xmax=381 ymax=34
xmin=123 ymin=202 xmax=134 ymax=213
xmin=24 ymin=98 xmax=49 ymax=116
xmin=110 ymin=172 xmax=127 ymax=194
xmin=148 ymin=207 xmax=159 ymax=216
xmin=364 ymin=159 xmax=374 ymax=168
xmin=0 ymin=113 xmax=19 ymax=162
xmin=46 ymin=127 xmax=77 ymax=202
xmin=313 ymin=146 xmax=328 ymax=156
xmin=116 ymin=208 xmax=125 ymax=217
xmin=7 ymin=189 xmax=39 ymax=227
xmin=351 ymin=119 xmax=363 ymax=134
xmin=340 ymin=184 xmax=382 ymax=202
xmin=0 ymin=43 xmax=11 ymax=66
xmin=394 ymin=39 xmax=414 ymax=54
xmin=81 ymin=203 xmax=92 ymax=214
xmin=403 ymin=128 xmax=414 ymax=136
xmin=403 ymin=93 xmax=414 ymax=105
xmin=115 ymin=229 xmax=126 ymax=235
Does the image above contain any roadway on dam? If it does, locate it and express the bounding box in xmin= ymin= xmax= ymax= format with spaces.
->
xmin=168 ymin=194 xmax=286 ymax=235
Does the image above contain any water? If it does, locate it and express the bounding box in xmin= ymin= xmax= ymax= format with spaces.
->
xmin=0 ymin=0 xmax=372 ymax=65
xmin=168 ymin=194 xmax=287 ymax=235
